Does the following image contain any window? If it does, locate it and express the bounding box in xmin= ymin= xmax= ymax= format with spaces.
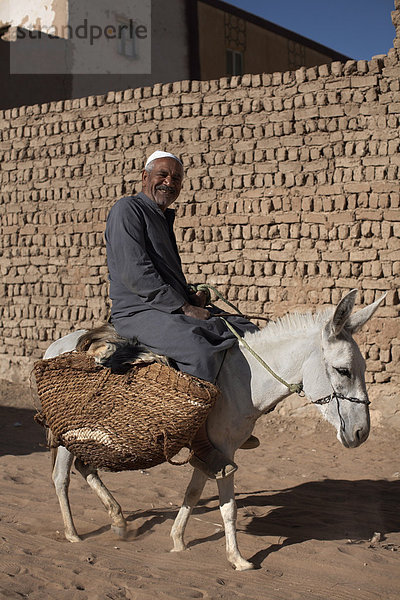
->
xmin=117 ymin=20 xmax=135 ymax=58
xmin=226 ymin=48 xmax=243 ymax=76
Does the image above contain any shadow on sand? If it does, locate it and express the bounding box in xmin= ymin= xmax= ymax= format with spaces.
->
xmin=237 ymin=478 xmax=400 ymax=567
xmin=0 ymin=405 xmax=47 ymax=457
xmin=112 ymin=478 xmax=400 ymax=568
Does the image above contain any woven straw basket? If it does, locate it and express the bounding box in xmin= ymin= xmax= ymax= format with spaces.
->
xmin=33 ymin=352 xmax=219 ymax=472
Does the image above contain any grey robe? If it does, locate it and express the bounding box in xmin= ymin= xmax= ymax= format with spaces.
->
xmin=105 ymin=193 xmax=257 ymax=383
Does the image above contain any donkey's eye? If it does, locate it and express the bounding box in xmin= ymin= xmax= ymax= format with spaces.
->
xmin=335 ymin=367 xmax=351 ymax=378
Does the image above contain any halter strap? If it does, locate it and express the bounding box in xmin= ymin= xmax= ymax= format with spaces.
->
xmin=311 ymin=390 xmax=370 ymax=406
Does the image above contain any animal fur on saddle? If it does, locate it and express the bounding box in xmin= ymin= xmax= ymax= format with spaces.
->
xmin=76 ymin=323 xmax=174 ymax=371
xmin=33 ymin=324 xmax=219 ymax=472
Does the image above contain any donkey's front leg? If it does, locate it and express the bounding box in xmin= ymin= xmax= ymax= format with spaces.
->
xmin=74 ymin=459 xmax=127 ymax=539
xmin=217 ymin=475 xmax=253 ymax=571
xmin=170 ymin=468 xmax=208 ymax=552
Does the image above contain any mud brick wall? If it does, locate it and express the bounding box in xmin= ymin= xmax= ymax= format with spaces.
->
xmin=1 ymin=7 xmax=400 ymax=385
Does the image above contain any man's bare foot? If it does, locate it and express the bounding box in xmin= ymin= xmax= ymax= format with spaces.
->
xmin=189 ymin=448 xmax=237 ymax=479
xmin=239 ymin=434 xmax=260 ymax=450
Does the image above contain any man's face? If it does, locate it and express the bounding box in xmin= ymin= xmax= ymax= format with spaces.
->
xmin=142 ymin=157 xmax=184 ymax=212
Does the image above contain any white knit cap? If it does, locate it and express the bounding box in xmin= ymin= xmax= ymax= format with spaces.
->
xmin=145 ymin=150 xmax=183 ymax=169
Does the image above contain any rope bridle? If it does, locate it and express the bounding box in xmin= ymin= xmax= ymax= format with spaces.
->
xmin=194 ymin=284 xmax=371 ymax=409
xmin=222 ymin=316 xmax=370 ymax=407
xmin=311 ymin=390 xmax=370 ymax=406
xmin=220 ymin=316 xmax=303 ymax=395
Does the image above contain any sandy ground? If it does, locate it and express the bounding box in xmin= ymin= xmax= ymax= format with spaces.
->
xmin=0 ymin=378 xmax=399 ymax=600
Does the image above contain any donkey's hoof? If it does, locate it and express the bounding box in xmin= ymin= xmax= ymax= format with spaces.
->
xmin=233 ymin=558 xmax=254 ymax=571
xmin=66 ymin=532 xmax=82 ymax=543
xmin=170 ymin=542 xmax=186 ymax=553
xmin=111 ymin=524 xmax=127 ymax=539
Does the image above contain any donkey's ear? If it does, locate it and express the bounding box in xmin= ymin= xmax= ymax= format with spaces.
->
xmin=325 ymin=289 xmax=358 ymax=338
xmin=346 ymin=293 xmax=386 ymax=334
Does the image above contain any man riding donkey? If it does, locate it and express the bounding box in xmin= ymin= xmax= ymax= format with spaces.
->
xmin=105 ymin=150 xmax=260 ymax=479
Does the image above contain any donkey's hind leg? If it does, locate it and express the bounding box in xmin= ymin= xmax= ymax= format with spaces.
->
xmin=170 ymin=468 xmax=208 ymax=552
xmin=52 ymin=446 xmax=81 ymax=542
xmin=74 ymin=459 xmax=127 ymax=539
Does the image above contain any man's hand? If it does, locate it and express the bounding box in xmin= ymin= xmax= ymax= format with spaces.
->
xmin=181 ymin=302 xmax=210 ymax=320
xmin=189 ymin=290 xmax=208 ymax=308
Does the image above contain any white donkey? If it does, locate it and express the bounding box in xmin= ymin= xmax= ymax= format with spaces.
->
xmin=44 ymin=289 xmax=384 ymax=570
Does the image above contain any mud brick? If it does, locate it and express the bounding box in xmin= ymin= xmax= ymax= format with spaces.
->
xmin=350 ymin=75 xmax=378 ymax=88
xmin=319 ymin=105 xmax=345 ymax=117
xmin=278 ymin=161 xmax=302 ymax=174
xmin=294 ymin=249 xmax=319 ymax=261
xmin=303 ymin=159 xmax=328 ymax=172
xmin=350 ymin=249 xmax=379 ymax=261
xmin=294 ymin=106 xmax=319 ymax=120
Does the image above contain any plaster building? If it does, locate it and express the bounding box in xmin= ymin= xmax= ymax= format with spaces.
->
xmin=0 ymin=0 xmax=350 ymax=109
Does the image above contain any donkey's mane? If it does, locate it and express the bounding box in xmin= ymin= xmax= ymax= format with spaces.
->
xmin=245 ymin=307 xmax=334 ymax=346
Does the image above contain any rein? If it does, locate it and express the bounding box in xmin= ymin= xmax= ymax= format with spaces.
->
xmin=220 ymin=316 xmax=303 ymax=395
xmin=195 ymin=284 xmax=371 ymax=407
xmin=194 ymin=284 xmax=303 ymax=396
xmin=193 ymin=284 xmax=271 ymax=321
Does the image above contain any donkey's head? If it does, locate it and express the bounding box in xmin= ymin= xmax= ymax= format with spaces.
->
xmin=303 ymin=289 xmax=385 ymax=448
